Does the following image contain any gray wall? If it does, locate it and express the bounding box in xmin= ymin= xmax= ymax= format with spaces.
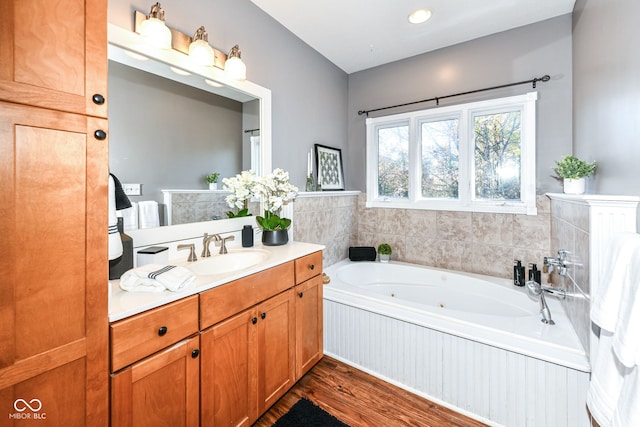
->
xmin=347 ymin=15 xmax=573 ymax=193
xmin=573 ymin=0 xmax=640 ymax=195
xmin=108 ymin=0 xmax=349 ymax=190
xmin=109 ymin=61 xmax=243 ymax=205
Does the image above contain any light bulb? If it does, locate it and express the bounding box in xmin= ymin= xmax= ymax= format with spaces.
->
xmin=189 ymin=27 xmax=215 ymax=66
xmin=139 ymin=3 xmax=172 ymax=49
xmin=224 ymin=45 xmax=246 ymax=80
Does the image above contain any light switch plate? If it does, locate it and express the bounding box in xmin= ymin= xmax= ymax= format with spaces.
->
xmin=122 ymin=183 xmax=141 ymax=196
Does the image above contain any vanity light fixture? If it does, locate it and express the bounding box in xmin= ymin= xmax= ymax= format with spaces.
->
xmin=408 ymin=8 xmax=432 ymax=24
xmin=189 ymin=26 xmax=215 ymax=66
xmin=224 ymin=45 xmax=247 ymax=80
xmin=138 ymin=2 xmax=172 ymax=49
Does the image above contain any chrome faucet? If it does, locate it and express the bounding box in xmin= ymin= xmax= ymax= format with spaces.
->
xmin=544 ymin=249 xmax=569 ymax=276
xmin=213 ymin=234 xmax=235 ymax=254
xmin=201 ymin=233 xmax=235 ymax=255
xmin=177 ymin=243 xmax=197 ymax=262
xmin=201 ymin=233 xmax=216 ymax=258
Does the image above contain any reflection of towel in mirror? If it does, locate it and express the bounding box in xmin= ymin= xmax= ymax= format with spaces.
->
xmin=138 ymin=200 xmax=160 ymax=228
xmin=118 ymin=202 xmax=139 ymax=231
xmin=108 ymin=175 xmax=123 ymax=261
xmin=587 ymin=232 xmax=640 ymax=427
xmin=119 ymin=264 xmax=195 ymax=292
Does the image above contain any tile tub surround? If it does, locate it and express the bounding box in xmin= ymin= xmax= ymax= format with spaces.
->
xmin=293 ymin=192 xmax=360 ymax=267
xmin=355 ymin=193 xmax=552 ymax=281
xmin=548 ymin=193 xmax=640 ymax=359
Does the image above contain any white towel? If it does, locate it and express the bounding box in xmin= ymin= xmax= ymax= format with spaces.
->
xmin=587 ymin=232 xmax=640 ymax=426
xmin=612 ymin=247 xmax=640 ymax=367
xmin=591 ymin=233 xmax=640 ymax=331
xmin=108 ymin=175 xmax=123 ymax=261
xmin=119 ymin=264 xmax=195 ymax=293
xmin=138 ymin=200 xmax=160 ymax=228
xmin=118 ymin=202 xmax=139 ymax=231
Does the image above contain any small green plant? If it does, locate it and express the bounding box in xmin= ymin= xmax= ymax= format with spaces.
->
xmin=205 ymin=172 xmax=220 ymax=184
xmin=377 ymin=243 xmax=392 ymax=255
xmin=553 ymin=155 xmax=596 ymax=180
xmin=256 ymin=211 xmax=292 ymax=231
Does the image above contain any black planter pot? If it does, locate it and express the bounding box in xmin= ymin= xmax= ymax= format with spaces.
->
xmin=261 ymin=229 xmax=289 ymax=246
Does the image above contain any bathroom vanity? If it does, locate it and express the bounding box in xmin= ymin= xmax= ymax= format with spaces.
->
xmin=109 ymin=243 xmax=323 ymax=426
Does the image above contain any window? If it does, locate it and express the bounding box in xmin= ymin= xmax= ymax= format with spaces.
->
xmin=366 ymin=92 xmax=537 ymax=215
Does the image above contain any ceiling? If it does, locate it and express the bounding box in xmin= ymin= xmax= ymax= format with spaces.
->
xmin=250 ymin=0 xmax=576 ymax=74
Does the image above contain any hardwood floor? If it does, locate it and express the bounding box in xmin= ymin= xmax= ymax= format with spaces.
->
xmin=254 ymin=357 xmax=488 ymax=427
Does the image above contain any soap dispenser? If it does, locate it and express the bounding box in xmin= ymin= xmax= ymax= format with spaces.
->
xmin=529 ymin=263 xmax=541 ymax=285
xmin=513 ymin=260 xmax=525 ymax=287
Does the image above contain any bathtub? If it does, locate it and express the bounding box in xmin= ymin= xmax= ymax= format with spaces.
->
xmin=323 ymin=260 xmax=591 ymax=427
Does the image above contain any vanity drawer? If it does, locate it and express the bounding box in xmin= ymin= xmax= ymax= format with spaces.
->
xmin=200 ymin=261 xmax=294 ymax=328
xmin=110 ymin=295 xmax=199 ymax=372
xmin=294 ymin=251 xmax=323 ymax=284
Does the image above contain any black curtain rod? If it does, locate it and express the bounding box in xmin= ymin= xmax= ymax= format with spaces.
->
xmin=357 ymin=74 xmax=550 ymax=116
xmin=244 ymin=128 xmax=260 ymax=133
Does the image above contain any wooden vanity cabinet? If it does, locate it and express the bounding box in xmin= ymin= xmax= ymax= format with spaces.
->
xmin=110 ymin=335 xmax=200 ymax=427
xmin=200 ymin=262 xmax=296 ymax=427
xmin=294 ymin=251 xmax=324 ymax=379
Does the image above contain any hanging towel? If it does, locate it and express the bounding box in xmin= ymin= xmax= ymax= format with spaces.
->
xmin=108 ymin=175 xmax=123 ymax=261
xmin=109 ymin=173 xmax=132 ymax=210
xmin=119 ymin=264 xmax=195 ymax=292
xmin=138 ymin=200 xmax=160 ymax=228
xmin=587 ymin=232 xmax=640 ymax=426
xmin=118 ymin=202 xmax=139 ymax=231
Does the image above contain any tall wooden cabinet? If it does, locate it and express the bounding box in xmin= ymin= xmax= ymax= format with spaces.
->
xmin=0 ymin=0 xmax=109 ymax=425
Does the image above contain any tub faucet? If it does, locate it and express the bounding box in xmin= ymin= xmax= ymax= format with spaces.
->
xmin=526 ymin=280 xmax=555 ymax=325
xmin=544 ymin=249 xmax=569 ymax=276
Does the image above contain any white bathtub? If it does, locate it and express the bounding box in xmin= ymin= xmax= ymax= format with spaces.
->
xmin=323 ymin=260 xmax=591 ymax=427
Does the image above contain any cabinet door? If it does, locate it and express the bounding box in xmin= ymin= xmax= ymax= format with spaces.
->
xmin=0 ymin=0 xmax=108 ymax=118
xmin=0 ymin=101 xmax=108 ymax=425
xmin=295 ymin=275 xmax=324 ymax=379
xmin=200 ymin=309 xmax=257 ymax=427
xmin=111 ymin=336 xmax=200 ymax=427
xmin=257 ymin=289 xmax=295 ymax=413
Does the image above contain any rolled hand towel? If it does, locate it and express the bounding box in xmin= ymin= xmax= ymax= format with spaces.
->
xmin=119 ymin=264 xmax=196 ymax=292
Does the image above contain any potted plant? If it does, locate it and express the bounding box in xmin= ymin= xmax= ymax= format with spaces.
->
xmin=254 ymin=169 xmax=298 ymax=246
xmin=553 ymin=155 xmax=596 ymax=194
xmin=205 ymin=172 xmax=220 ymax=190
xmin=223 ymin=170 xmax=257 ymax=217
xmin=378 ymin=243 xmax=392 ymax=263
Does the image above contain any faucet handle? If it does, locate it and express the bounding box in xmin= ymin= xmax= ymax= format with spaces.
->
xmin=215 ymin=235 xmax=235 ymax=254
xmin=178 ymin=243 xmax=197 ymax=262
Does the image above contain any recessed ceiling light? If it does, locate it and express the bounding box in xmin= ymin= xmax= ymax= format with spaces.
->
xmin=408 ymin=9 xmax=432 ymax=24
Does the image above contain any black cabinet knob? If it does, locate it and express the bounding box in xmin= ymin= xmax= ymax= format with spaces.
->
xmin=191 ymin=349 xmax=200 ymax=358
xmin=298 ymin=292 xmax=304 ymax=298
xmin=309 ymin=264 xmax=315 ymax=270
xmin=92 ymin=94 xmax=105 ymax=105
xmin=260 ymin=312 xmax=266 ymax=320
xmin=94 ymin=129 xmax=107 ymax=140
xmin=251 ymin=317 xmax=258 ymax=325
xmin=158 ymin=326 xmax=168 ymax=336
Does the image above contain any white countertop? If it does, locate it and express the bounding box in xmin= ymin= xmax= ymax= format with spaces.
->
xmin=109 ymin=241 xmax=325 ymax=322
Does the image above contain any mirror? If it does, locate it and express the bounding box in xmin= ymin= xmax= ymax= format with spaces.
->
xmin=107 ymin=24 xmax=271 ymax=228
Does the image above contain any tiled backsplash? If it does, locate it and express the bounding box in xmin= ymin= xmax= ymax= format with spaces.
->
xmin=293 ymin=192 xmax=552 ymax=281
xmin=355 ymin=194 xmax=552 ymax=280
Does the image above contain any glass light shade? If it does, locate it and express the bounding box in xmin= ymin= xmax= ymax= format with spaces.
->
xmin=224 ymin=56 xmax=246 ymax=80
xmin=189 ymin=39 xmax=215 ymax=66
xmin=139 ymin=17 xmax=172 ymax=49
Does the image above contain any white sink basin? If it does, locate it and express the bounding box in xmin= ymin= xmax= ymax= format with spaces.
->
xmin=186 ymin=249 xmax=270 ymax=276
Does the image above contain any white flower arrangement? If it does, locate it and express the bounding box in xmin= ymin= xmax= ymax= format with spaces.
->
xmin=254 ymin=168 xmax=298 ymax=214
xmin=223 ymin=169 xmax=298 ymax=227
xmin=222 ymin=170 xmax=258 ymax=217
